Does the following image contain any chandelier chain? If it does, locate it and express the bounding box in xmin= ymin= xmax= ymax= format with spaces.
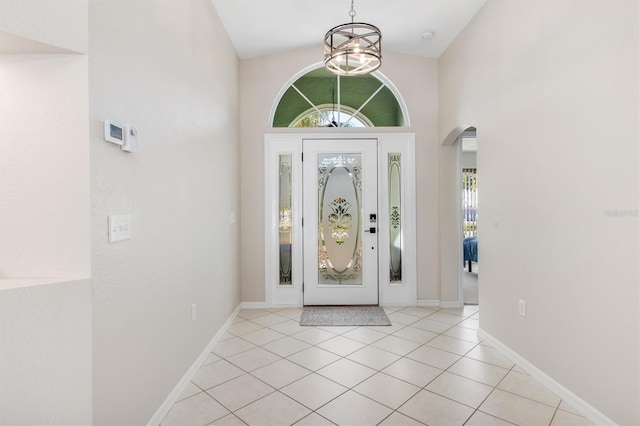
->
xmin=349 ymin=0 xmax=356 ymax=21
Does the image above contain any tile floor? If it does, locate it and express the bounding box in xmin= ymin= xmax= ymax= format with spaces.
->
xmin=161 ymin=306 xmax=593 ymax=426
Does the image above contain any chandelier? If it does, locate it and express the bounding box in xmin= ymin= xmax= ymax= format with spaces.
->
xmin=324 ymin=0 xmax=382 ymax=76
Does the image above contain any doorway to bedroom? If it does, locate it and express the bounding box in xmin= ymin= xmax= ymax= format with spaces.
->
xmin=461 ymin=132 xmax=478 ymax=305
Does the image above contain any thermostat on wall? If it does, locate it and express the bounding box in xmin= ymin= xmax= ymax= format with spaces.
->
xmin=104 ymin=120 xmax=125 ymax=146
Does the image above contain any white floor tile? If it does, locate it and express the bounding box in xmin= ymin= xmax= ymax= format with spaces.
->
xmin=176 ymin=382 xmax=202 ymax=402
xmin=213 ymin=337 xmax=256 ymax=358
xmin=317 ymin=390 xmax=393 ymax=426
xmin=163 ymin=305 xmax=588 ymax=426
xmin=405 ymin=344 xmax=462 ymax=370
xmin=392 ymin=326 xmax=438 ymax=344
xmin=286 ymin=346 xmax=341 ymax=371
xmin=316 ymin=335 xmax=366 ymax=356
xmin=411 ymin=318 xmax=454 ymax=334
xmin=346 ymin=345 xmax=401 ymax=370
xmin=162 ymin=392 xmax=229 ymax=426
xmin=353 ymin=372 xmax=421 ymax=409
xmin=341 ymin=327 xmax=388 ymax=344
xmin=372 ymin=335 xmax=422 ymax=356
xmin=447 ymin=357 xmax=509 ymax=387
xmin=262 ymin=336 xmax=311 ymax=357
xmin=465 ymin=410 xmax=514 ymax=426
xmin=269 ymin=319 xmax=304 ymax=335
xmin=427 ymin=311 xmax=466 ymax=325
xmin=237 ymin=309 xmax=270 ymax=320
xmin=317 ymin=358 xmax=377 ymax=388
xmin=251 ymin=313 xmax=290 ymax=327
xmin=239 ymin=328 xmax=285 ymax=346
xmin=398 ymin=390 xmax=475 ymax=426
xmin=398 ymin=306 xmax=438 ymax=318
xmin=234 ymin=391 xmax=311 ymax=426
xmin=292 ymin=327 xmax=336 ymax=345
xmin=206 ymin=373 xmax=275 ymax=412
xmin=281 ymin=373 xmax=348 ymax=410
xmin=425 ymin=334 xmax=477 ymax=356
xmin=272 ymin=307 xmax=303 ymax=320
xmin=425 ymin=371 xmax=493 ymax=408
xmin=551 ymin=409 xmax=594 ymax=425
xmin=318 ymin=325 xmax=357 ymax=335
xmin=443 ymin=326 xmax=481 ymax=343
xmin=381 ymin=357 xmax=443 ymax=387
xmin=251 ymin=358 xmax=312 ymax=389
xmin=225 ymin=347 xmax=281 ymax=372
xmin=192 ymin=360 xmax=245 ymax=390
xmin=378 ymin=411 xmax=426 ymax=425
xmin=227 ymin=321 xmax=264 ymax=336
xmin=387 ymin=311 xmax=422 ymax=325
xmin=209 ymin=414 xmax=248 ymax=425
xmin=480 ymin=389 xmax=557 ymax=425
xmin=498 ymin=370 xmax=561 ymax=407
xmin=293 ymin=412 xmax=336 ymax=426
xmin=465 ymin=344 xmax=515 ymax=369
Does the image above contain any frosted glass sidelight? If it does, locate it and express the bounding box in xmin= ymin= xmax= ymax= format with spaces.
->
xmin=389 ymin=153 xmax=402 ymax=283
xmin=279 ymin=155 xmax=292 ymax=285
xmin=317 ymin=153 xmax=363 ymax=285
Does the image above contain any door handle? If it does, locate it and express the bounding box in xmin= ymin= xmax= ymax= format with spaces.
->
xmin=364 ymin=227 xmax=376 ymax=234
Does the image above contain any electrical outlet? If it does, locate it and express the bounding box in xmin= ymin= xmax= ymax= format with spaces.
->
xmin=191 ymin=303 xmax=197 ymax=321
xmin=518 ymin=299 xmax=526 ymax=317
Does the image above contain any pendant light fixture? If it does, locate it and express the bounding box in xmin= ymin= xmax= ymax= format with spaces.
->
xmin=324 ymin=0 xmax=382 ymax=76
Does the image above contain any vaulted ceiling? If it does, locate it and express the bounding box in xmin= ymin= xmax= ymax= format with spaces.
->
xmin=211 ymin=0 xmax=486 ymax=59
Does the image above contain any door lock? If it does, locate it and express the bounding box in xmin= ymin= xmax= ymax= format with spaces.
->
xmin=364 ymin=227 xmax=376 ymax=234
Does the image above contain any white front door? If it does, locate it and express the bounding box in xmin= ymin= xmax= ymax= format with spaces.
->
xmin=303 ymin=139 xmax=378 ymax=305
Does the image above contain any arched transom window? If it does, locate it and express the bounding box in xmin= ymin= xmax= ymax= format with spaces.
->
xmin=271 ymin=66 xmax=407 ymax=128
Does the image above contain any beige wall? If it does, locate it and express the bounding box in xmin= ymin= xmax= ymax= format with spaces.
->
xmin=240 ymin=48 xmax=441 ymax=303
xmin=89 ymin=1 xmax=240 ymax=423
xmin=439 ymin=0 xmax=639 ymax=423
xmin=0 ymin=0 xmax=87 ymax=53
xmin=0 ymin=5 xmax=92 ymax=423
xmin=0 ymin=279 xmax=92 ymax=425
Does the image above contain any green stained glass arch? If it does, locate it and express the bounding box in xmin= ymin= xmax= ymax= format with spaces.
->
xmin=270 ymin=65 xmax=409 ymax=128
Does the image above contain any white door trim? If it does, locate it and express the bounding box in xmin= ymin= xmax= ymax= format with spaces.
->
xmin=264 ymin=132 xmax=416 ymax=307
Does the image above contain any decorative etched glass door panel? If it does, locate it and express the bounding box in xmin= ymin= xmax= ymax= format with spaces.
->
xmin=318 ymin=153 xmax=363 ymax=285
xmin=303 ymin=139 xmax=378 ymax=305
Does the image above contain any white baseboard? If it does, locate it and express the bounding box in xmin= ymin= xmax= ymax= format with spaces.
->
xmin=440 ymin=300 xmax=464 ymax=308
xmin=416 ymin=299 xmax=464 ymax=309
xmin=478 ymin=329 xmax=615 ymax=426
xmin=148 ymin=304 xmax=242 ymax=425
xmin=240 ymin=301 xmax=268 ymax=309
xmin=416 ymin=299 xmax=440 ymax=307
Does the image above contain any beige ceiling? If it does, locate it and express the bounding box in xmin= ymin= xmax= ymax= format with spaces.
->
xmin=211 ymin=0 xmax=486 ymax=59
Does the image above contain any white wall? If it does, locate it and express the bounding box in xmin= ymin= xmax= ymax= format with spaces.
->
xmin=0 ymin=279 xmax=92 ymax=425
xmin=439 ymin=1 xmax=639 ymax=423
xmin=89 ymin=0 xmax=240 ymax=423
xmin=0 ymin=6 xmax=92 ymax=423
xmin=0 ymin=0 xmax=87 ymax=54
xmin=0 ymin=54 xmax=90 ymax=279
xmin=240 ymin=48 xmax=440 ymax=303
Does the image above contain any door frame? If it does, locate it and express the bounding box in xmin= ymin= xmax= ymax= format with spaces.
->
xmin=264 ymin=132 xmax=416 ymax=307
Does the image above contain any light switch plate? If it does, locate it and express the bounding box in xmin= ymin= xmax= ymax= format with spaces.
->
xmin=108 ymin=215 xmax=132 ymax=243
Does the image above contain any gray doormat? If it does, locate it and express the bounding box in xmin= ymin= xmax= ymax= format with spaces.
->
xmin=300 ymin=306 xmax=391 ymax=326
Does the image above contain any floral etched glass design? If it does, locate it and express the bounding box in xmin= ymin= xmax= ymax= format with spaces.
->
xmin=278 ymin=155 xmax=292 ymax=285
xmin=318 ymin=153 xmax=363 ymax=285
xmin=389 ymin=153 xmax=402 ymax=283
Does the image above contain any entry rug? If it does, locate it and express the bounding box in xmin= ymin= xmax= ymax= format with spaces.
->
xmin=300 ymin=306 xmax=391 ymax=326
